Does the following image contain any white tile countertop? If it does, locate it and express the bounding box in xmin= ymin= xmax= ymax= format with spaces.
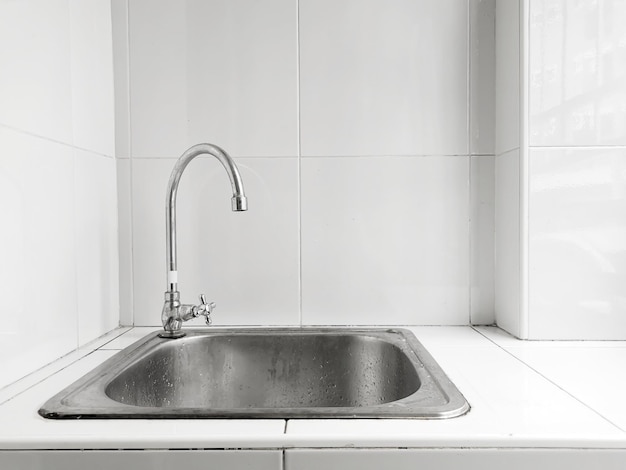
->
xmin=1 ymin=326 xmax=626 ymax=450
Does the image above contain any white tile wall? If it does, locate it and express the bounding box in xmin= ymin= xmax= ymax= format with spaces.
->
xmin=75 ymin=151 xmax=119 ymax=345
xmin=529 ymin=0 xmax=626 ymax=146
xmin=299 ymin=0 xmax=468 ymax=157
xmin=528 ymin=148 xmax=626 ymax=339
xmin=470 ymin=155 xmax=495 ymax=324
xmin=0 ymin=128 xmax=77 ymax=389
xmin=495 ymin=149 xmax=521 ymax=336
xmin=495 ymin=0 xmax=521 ymax=155
xmin=119 ymin=0 xmax=495 ymax=327
xmin=521 ymin=0 xmax=626 ymax=339
xmin=131 ymin=157 xmax=300 ymax=326
xmin=0 ymin=0 xmax=73 ymax=143
xmin=69 ymin=0 xmax=115 ymax=157
xmin=0 ymin=0 xmax=119 ymax=387
xmin=494 ymin=0 xmax=524 ymax=337
xmin=470 ymin=0 xmax=496 ymax=156
xmin=301 ymin=157 xmax=469 ymax=325
xmin=111 ymin=0 xmax=131 ymax=159
xmin=128 ymin=0 xmax=298 ymax=158
xmin=116 ymin=159 xmax=133 ymax=325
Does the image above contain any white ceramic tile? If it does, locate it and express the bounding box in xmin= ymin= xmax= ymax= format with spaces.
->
xmin=0 ymin=351 xmax=286 ymax=450
xmin=0 ymin=0 xmax=72 ymax=143
xmin=116 ymin=159 xmax=133 ymax=325
xmin=494 ymin=149 xmax=522 ymax=337
xmin=0 ymin=450 xmax=282 ymax=470
xmin=0 ymin=128 xmax=77 ymax=389
xmin=528 ymin=148 xmax=626 ymax=339
xmin=74 ymin=151 xmax=119 ymax=346
xmin=299 ymin=0 xmax=468 ymax=157
xmin=470 ymin=156 xmax=495 ymax=325
xmin=505 ymin=346 xmax=626 ymax=431
xmin=132 ymin=157 xmax=300 ymax=326
xmin=470 ymin=0 xmax=496 ymax=155
xmin=301 ymin=157 xmax=469 ymax=325
xmin=495 ymin=0 xmax=521 ymax=155
xmin=129 ymin=0 xmax=297 ymax=158
xmin=286 ymin=449 xmax=626 ymax=470
xmin=529 ymin=0 xmax=626 ymax=146
xmin=111 ymin=0 xmax=131 ymax=158
xmin=69 ymin=0 xmax=115 ymax=157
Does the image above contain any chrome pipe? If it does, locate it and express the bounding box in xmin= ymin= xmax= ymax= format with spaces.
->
xmin=161 ymin=143 xmax=247 ymax=337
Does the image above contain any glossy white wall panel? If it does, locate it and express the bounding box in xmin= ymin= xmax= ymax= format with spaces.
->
xmin=0 ymin=450 xmax=282 ymax=470
xmin=132 ymin=157 xmax=299 ymax=326
xmin=129 ymin=0 xmax=297 ymax=158
xmin=69 ymin=0 xmax=115 ymax=157
xmin=528 ymin=148 xmax=626 ymax=339
xmin=0 ymin=0 xmax=72 ymax=143
xmin=117 ymin=159 xmax=133 ymax=325
xmin=470 ymin=0 xmax=496 ymax=155
xmin=495 ymin=0 xmax=521 ymax=155
xmin=128 ymin=0 xmax=186 ymax=158
xmin=471 ymin=156 xmax=495 ymax=324
xmin=75 ymin=152 xmax=119 ymax=345
xmin=299 ymin=0 xmax=468 ymax=157
xmin=301 ymin=157 xmax=469 ymax=325
xmin=495 ymin=149 xmax=522 ymax=337
xmin=529 ymin=0 xmax=626 ymax=146
xmin=111 ymin=0 xmax=130 ymax=159
xmin=0 ymin=128 xmax=77 ymax=388
xmin=285 ymin=448 xmax=626 ymax=470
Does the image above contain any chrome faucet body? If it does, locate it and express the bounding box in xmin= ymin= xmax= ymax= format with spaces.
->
xmin=159 ymin=143 xmax=247 ymax=338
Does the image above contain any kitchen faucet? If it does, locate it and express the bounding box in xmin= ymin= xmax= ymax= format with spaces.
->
xmin=159 ymin=143 xmax=247 ymax=338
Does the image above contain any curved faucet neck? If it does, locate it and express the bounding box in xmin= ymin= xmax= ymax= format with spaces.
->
xmin=165 ymin=143 xmax=247 ymax=293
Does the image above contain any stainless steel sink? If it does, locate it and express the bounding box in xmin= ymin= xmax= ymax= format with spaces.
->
xmin=39 ymin=328 xmax=469 ymax=419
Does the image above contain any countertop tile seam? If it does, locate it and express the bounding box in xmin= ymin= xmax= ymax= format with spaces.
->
xmin=95 ymin=327 xmax=137 ymax=350
xmin=80 ymin=327 xmax=133 ymax=351
xmin=471 ymin=327 xmax=626 ymax=434
xmin=0 ymin=348 xmax=102 ymax=407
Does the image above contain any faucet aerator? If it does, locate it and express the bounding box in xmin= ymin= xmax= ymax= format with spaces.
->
xmin=232 ymin=195 xmax=248 ymax=212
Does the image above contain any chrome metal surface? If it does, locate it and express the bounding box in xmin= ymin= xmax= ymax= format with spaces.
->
xmin=162 ymin=143 xmax=247 ymax=338
xmin=39 ymin=328 xmax=469 ymax=419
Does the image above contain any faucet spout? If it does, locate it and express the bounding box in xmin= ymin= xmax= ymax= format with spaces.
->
xmin=160 ymin=143 xmax=247 ymax=338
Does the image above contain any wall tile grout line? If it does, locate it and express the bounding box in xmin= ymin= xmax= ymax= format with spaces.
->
xmin=470 ymin=326 xmax=626 ymax=434
xmin=126 ymin=0 xmax=135 ymax=327
xmin=0 ymin=123 xmax=115 ymax=160
xmin=296 ymin=0 xmax=303 ymax=327
xmin=467 ymin=0 xmax=472 ymax=325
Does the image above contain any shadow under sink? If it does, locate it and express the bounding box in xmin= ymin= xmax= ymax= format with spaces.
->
xmin=39 ymin=328 xmax=469 ymax=419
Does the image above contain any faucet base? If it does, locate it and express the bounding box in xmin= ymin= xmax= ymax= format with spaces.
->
xmin=158 ymin=330 xmax=186 ymax=339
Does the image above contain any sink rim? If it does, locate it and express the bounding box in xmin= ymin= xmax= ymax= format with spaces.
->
xmin=39 ymin=327 xmax=470 ymax=419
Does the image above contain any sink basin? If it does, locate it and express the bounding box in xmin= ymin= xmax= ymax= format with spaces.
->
xmin=39 ymin=328 xmax=469 ymax=419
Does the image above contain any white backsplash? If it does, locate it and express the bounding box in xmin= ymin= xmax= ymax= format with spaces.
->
xmin=117 ymin=0 xmax=496 ymax=327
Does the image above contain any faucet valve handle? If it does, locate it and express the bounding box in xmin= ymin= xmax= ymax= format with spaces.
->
xmin=197 ymin=294 xmax=216 ymax=325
